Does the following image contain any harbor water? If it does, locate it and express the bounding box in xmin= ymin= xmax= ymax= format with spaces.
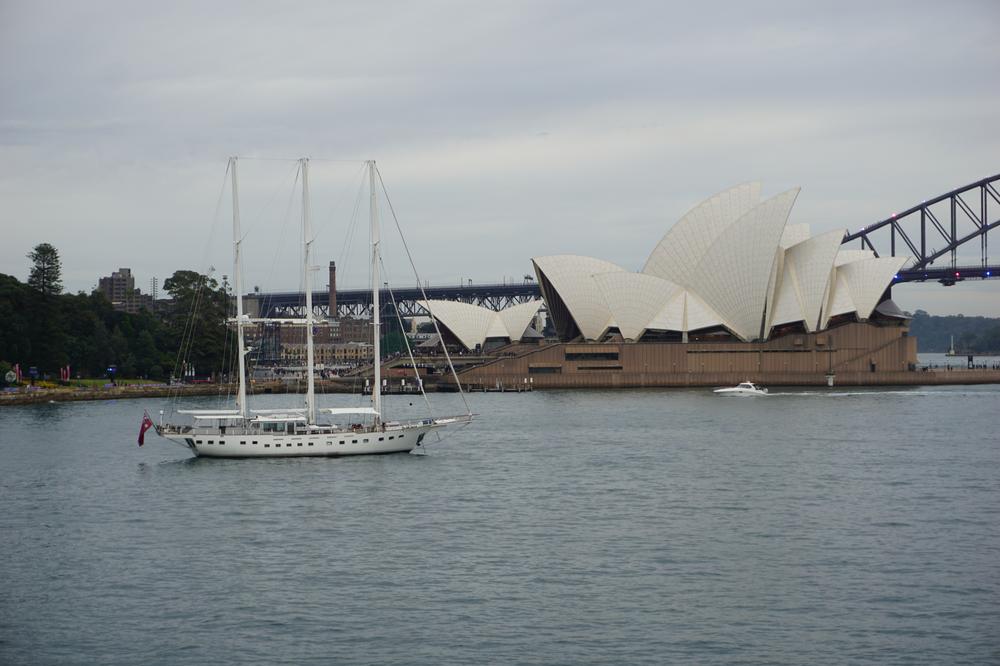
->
xmin=2 ymin=383 xmax=999 ymax=664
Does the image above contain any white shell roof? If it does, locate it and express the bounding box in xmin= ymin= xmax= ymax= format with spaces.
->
xmin=591 ymin=271 xmax=682 ymax=340
xmin=822 ymin=271 xmax=857 ymax=327
xmin=422 ymin=299 xmax=543 ymax=349
xmin=780 ymin=223 xmax=812 ymax=249
xmin=532 ymin=255 xmax=626 ymax=340
xmin=690 ymin=188 xmax=800 ymax=341
xmin=769 ymin=265 xmax=805 ymax=328
xmin=647 ymin=290 xmax=687 ymax=331
xmin=834 ymin=249 xmax=876 ymax=266
xmin=642 ymin=182 xmax=761 ymax=286
xmin=497 ymin=300 xmax=546 ymax=341
xmin=837 ymin=256 xmax=908 ymax=320
xmin=684 ymin=291 xmax=726 ymax=331
xmin=782 ymin=229 xmax=845 ymax=331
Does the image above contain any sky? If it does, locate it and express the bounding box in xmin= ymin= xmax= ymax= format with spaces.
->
xmin=1 ymin=0 xmax=998 ymax=316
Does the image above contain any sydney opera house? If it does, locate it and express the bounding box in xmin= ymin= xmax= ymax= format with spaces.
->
xmin=425 ymin=183 xmax=919 ymax=387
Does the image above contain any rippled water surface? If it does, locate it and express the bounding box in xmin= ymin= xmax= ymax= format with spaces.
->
xmin=2 ymin=385 xmax=999 ymax=665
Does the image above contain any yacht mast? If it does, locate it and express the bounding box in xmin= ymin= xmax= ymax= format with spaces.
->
xmin=369 ymin=160 xmax=382 ymax=422
xmin=302 ymin=158 xmax=316 ymax=424
xmin=231 ymin=156 xmax=248 ymax=419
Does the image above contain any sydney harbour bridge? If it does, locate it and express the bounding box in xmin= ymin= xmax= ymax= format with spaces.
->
xmin=247 ymin=173 xmax=999 ymax=320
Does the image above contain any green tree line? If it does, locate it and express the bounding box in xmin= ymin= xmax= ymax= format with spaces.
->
xmin=908 ymin=310 xmax=1000 ymax=353
xmin=0 ymin=262 xmax=233 ymax=383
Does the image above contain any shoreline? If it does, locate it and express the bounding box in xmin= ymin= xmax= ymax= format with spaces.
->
xmin=3 ymin=372 xmax=998 ymax=405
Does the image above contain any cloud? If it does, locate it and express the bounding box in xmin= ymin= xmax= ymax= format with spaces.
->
xmin=1 ymin=0 xmax=998 ymax=315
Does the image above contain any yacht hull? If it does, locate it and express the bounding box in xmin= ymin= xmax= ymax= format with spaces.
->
xmin=158 ymin=424 xmax=434 ymax=458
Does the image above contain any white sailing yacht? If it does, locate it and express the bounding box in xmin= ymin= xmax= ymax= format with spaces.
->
xmin=151 ymin=157 xmax=472 ymax=458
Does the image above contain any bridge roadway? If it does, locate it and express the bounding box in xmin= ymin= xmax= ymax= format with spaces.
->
xmin=248 ymin=282 xmax=541 ymax=318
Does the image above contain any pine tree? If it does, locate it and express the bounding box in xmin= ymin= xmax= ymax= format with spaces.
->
xmin=27 ymin=243 xmax=63 ymax=296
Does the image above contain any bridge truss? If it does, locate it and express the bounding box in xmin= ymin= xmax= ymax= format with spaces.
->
xmin=842 ymin=173 xmax=1000 ymax=285
xmin=251 ymin=282 xmax=542 ymax=319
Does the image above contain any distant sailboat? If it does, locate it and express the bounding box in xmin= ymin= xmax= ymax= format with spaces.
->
xmin=148 ymin=158 xmax=472 ymax=458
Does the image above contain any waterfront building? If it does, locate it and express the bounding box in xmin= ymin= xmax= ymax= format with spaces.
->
xmin=96 ymin=267 xmax=154 ymax=313
xmin=532 ymin=183 xmax=908 ymax=344
xmin=456 ymin=183 xmax=918 ymax=388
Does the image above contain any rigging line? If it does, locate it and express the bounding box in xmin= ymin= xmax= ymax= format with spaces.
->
xmin=311 ymin=161 xmax=367 ymax=245
xmin=258 ymin=164 xmax=301 ymax=302
xmin=170 ymin=271 xmax=210 ymax=412
xmin=379 ymin=254 xmax=435 ymax=421
xmin=376 ymin=166 xmax=472 ymax=416
xmin=240 ymin=160 xmax=301 ymax=243
xmin=335 ymin=167 xmax=369 ymax=300
xmin=168 ymin=162 xmax=231 ymax=405
xmin=234 ymin=156 xmax=302 ymax=162
xmin=167 ymin=270 xmax=208 ymax=411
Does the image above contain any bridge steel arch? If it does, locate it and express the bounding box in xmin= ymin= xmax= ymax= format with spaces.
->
xmin=842 ymin=173 xmax=1000 ymax=285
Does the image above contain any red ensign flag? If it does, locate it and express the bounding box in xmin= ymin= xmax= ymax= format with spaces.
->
xmin=137 ymin=411 xmax=154 ymax=446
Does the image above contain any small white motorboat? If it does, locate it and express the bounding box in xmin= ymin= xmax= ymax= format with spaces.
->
xmin=713 ymin=381 xmax=768 ymax=396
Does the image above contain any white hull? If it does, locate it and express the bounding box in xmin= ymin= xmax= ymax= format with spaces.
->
xmin=713 ymin=388 xmax=767 ymax=396
xmin=713 ymin=382 xmax=768 ymax=397
xmin=156 ymin=422 xmax=444 ymax=458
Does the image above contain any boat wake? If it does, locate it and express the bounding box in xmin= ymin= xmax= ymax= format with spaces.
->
xmin=766 ymin=389 xmax=1000 ymax=398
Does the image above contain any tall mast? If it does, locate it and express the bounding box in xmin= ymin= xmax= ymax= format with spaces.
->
xmin=369 ymin=160 xmax=382 ymax=421
xmin=231 ymin=156 xmax=248 ymax=419
xmin=302 ymin=158 xmax=316 ymax=424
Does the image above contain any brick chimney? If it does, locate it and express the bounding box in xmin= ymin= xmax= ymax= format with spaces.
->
xmin=328 ymin=261 xmax=337 ymax=319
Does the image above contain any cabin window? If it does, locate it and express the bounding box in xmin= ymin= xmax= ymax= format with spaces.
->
xmin=379 ymin=437 xmax=384 ymax=441
xmin=297 ymin=443 xmax=303 ymax=447
xmin=265 ymin=444 xmax=270 ymax=448
xmin=339 ymin=440 xmax=345 ymax=445
xmin=363 ymin=439 xmax=369 ymax=443
xmin=252 ymin=441 xmax=258 ymax=445
xmin=352 ymin=439 xmax=358 ymax=443
xmin=207 ymin=440 xmax=214 ymax=444
xmin=286 ymin=443 xmax=292 ymax=447
xmin=240 ymin=441 xmax=246 ymax=445
xmin=528 ymin=366 xmax=561 ymax=374
xmin=196 ymin=440 xmax=202 ymax=444
xmin=308 ymin=442 xmax=313 ymax=446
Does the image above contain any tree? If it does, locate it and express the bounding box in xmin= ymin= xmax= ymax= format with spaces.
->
xmin=163 ymin=270 xmax=232 ymax=376
xmin=26 ymin=243 xmax=63 ymax=295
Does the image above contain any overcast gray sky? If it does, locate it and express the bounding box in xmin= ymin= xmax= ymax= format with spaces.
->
xmin=2 ymin=0 xmax=998 ymax=315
